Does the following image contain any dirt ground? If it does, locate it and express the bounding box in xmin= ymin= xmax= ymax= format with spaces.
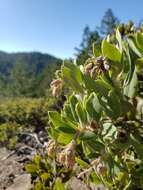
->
xmin=0 ymin=147 xmax=104 ymax=190
xmin=0 ymin=148 xmax=32 ymax=190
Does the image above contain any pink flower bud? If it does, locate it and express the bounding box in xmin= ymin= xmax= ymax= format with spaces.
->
xmin=52 ymin=86 xmax=62 ymax=97
xmin=59 ymin=151 xmax=66 ymax=165
xmin=50 ymin=79 xmax=62 ymax=87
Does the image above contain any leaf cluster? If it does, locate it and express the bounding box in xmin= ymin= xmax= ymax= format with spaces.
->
xmin=46 ymin=28 xmax=143 ymax=189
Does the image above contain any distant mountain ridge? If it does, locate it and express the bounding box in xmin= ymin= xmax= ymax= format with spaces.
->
xmin=0 ymin=51 xmax=62 ymax=97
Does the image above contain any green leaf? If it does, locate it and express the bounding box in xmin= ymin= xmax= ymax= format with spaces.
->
xmin=127 ymin=38 xmax=142 ymax=57
xmin=86 ymin=139 xmax=104 ymax=152
xmin=62 ymin=103 xmax=75 ymax=121
xmin=62 ymin=66 xmax=83 ymax=92
xmin=69 ymin=94 xmax=79 ymax=122
xmin=62 ymin=116 xmax=77 ymax=129
xmin=90 ymin=172 xmax=101 ymax=185
xmin=34 ymin=182 xmax=43 ymax=190
xmin=34 ymin=155 xmax=41 ymax=166
xmin=83 ymin=75 xmax=110 ymax=97
xmin=62 ymin=61 xmax=83 ymax=93
xmin=82 ymin=142 xmax=92 ymax=158
xmin=124 ymin=44 xmax=135 ymax=85
xmin=136 ymin=58 xmax=143 ymax=70
xmin=136 ymin=32 xmax=143 ymax=50
xmin=40 ymin=172 xmax=50 ymax=182
xmin=64 ymin=61 xmax=83 ymax=83
xmin=124 ymin=68 xmax=138 ymax=98
xmin=25 ymin=163 xmax=38 ymax=174
xmin=102 ymin=123 xmax=117 ymax=140
xmin=83 ymin=74 xmax=96 ymax=92
xmin=85 ymin=92 xmax=102 ymax=121
xmin=49 ymin=111 xmax=77 ymax=134
xmin=140 ymin=175 xmax=143 ymax=189
xmin=58 ymin=133 xmax=73 ymax=145
xmin=58 ymin=126 xmax=76 ymax=134
xmin=48 ymin=111 xmax=63 ymax=128
xmin=101 ymin=72 xmax=114 ymax=88
xmin=75 ymin=157 xmax=90 ymax=168
xmin=102 ymin=39 xmax=121 ymax=62
xmin=48 ymin=128 xmax=59 ymax=140
xmin=92 ymin=42 xmax=101 ymax=57
xmin=106 ymin=153 xmax=115 ymax=179
xmin=116 ymin=28 xmax=122 ymax=53
xmin=75 ymin=102 xmax=87 ymax=125
xmin=95 ymin=80 xmax=112 ymax=96
xmin=120 ymin=100 xmax=133 ymax=115
xmin=99 ymin=90 xmax=122 ymax=119
xmin=79 ymin=131 xmax=97 ymax=141
xmin=130 ymin=134 xmax=143 ymax=159
xmin=107 ymin=90 xmax=122 ymax=118
xmin=54 ymin=178 xmax=65 ymax=190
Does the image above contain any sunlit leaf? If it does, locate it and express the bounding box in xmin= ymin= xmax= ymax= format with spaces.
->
xmin=102 ymin=39 xmax=122 ymax=62
xmin=54 ymin=178 xmax=65 ymax=190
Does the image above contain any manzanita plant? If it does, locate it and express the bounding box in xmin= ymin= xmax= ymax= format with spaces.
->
xmin=27 ymin=25 xmax=143 ymax=190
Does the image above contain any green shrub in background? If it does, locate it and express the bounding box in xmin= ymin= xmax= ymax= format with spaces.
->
xmin=26 ymin=25 xmax=143 ymax=190
xmin=0 ymin=93 xmax=67 ymax=149
xmin=0 ymin=98 xmax=50 ymax=131
xmin=0 ymin=122 xmax=21 ymax=149
xmin=26 ymin=154 xmax=73 ymax=190
xmin=0 ymin=98 xmax=52 ymax=149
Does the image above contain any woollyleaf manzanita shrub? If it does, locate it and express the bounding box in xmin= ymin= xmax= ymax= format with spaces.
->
xmin=47 ymin=27 xmax=143 ymax=190
xmin=26 ymin=27 xmax=143 ymax=190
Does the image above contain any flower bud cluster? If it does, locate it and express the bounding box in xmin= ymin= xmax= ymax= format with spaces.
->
xmin=50 ymin=79 xmax=63 ymax=97
xmin=118 ymin=22 xmax=134 ymax=36
xmin=58 ymin=140 xmax=76 ymax=169
xmin=84 ymin=56 xmax=110 ymax=78
xmin=44 ymin=139 xmax=57 ymax=158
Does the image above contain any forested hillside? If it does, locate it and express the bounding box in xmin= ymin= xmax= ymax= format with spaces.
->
xmin=0 ymin=51 xmax=62 ymax=97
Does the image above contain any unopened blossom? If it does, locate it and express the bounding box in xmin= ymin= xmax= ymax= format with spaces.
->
xmin=58 ymin=140 xmax=76 ymax=169
xmin=84 ymin=62 xmax=94 ymax=74
xmin=50 ymin=78 xmax=63 ymax=97
xmin=84 ymin=56 xmax=111 ymax=78
xmin=45 ymin=140 xmax=56 ymax=158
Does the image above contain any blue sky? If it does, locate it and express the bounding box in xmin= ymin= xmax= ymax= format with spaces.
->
xmin=0 ymin=0 xmax=143 ymax=58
